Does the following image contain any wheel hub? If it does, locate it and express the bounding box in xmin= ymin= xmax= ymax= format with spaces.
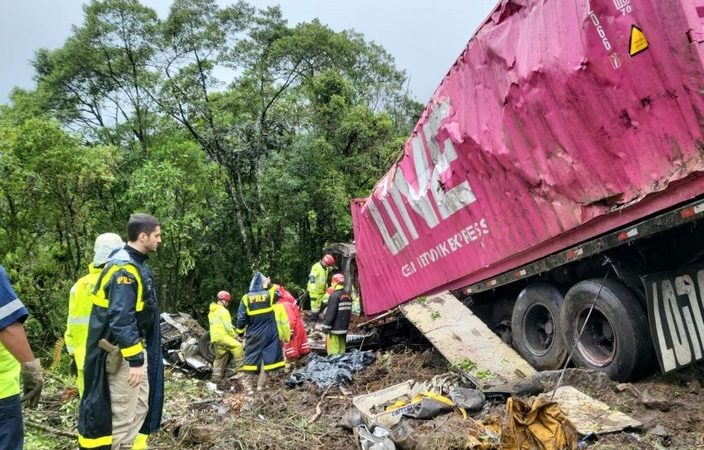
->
xmin=575 ymin=306 xmax=616 ymax=367
xmin=523 ymin=304 xmax=556 ymax=356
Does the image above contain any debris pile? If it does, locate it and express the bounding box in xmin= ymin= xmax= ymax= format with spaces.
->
xmin=287 ymin=349 xmax=376 ymax=389
xmin=160 ymin=312 xmax=213 ymax=376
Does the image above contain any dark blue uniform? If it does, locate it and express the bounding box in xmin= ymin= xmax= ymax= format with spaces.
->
xmin=236 ymin=273 xmax=285 ymax=372
xmin=78 ymin=247 xmax=164 ymax=449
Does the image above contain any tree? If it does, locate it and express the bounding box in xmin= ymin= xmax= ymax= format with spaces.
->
xmin=34 ymin=0 xmax=160 ymax=150
xmin=4 ymin=0 xmax=424 ymax=343
xmin=0 ymin=116 xmax=120 ymax=344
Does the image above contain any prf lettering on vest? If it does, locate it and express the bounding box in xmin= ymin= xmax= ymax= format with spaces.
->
xmin=368 ymin=100 xmax=477 ymax=255
xmin=250 ymin=294 xmax=268 ymax=304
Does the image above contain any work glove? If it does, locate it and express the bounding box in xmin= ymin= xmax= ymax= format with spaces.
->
xmin=69 ymin=358 xmax=78 ymax=377
xmin=21 ymin=358 xmax=43 ymax=408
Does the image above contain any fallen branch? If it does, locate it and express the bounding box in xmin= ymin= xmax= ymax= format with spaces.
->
xmin=26 ymin=420 xmax=77 ymax=439
xmin=308 ymin=386 xmax=332 ymax=424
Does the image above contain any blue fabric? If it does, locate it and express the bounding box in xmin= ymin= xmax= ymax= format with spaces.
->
xmin=248 ymin=272 xmax=267 ymax=292
xmin=79 ymin=250 xmax=164 ymax=447
xmin=0 ymin=267 xmax=27 ymax=331
xmin=0 ymin=394 xmax=23 ymax=450
xmin=236 ymin=274 xmax=284 ymax=371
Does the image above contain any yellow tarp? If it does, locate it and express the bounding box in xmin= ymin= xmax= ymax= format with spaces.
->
xmin=501 ymin=397 xmax=577 ymax=450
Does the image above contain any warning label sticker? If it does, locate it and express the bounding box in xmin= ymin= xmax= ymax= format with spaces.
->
xmin=629 ymin=25 xmax=649 ymax=57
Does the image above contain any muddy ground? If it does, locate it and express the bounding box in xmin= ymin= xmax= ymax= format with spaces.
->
xmin=149 ymin=350 xmax=704 ymax=450
xmin=29 ymin=335 xmax=704 ymax=450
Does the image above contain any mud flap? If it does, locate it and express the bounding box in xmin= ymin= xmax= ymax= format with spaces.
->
xmin=400 ymin=291 xmax=536 ymax=386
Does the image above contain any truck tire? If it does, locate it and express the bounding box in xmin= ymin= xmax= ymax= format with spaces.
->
xmin=511 ymin=283 xmax=567 ymax=370
xmin=197 ymin=332 xmax=215 ymax=363
xmin=560 ymin=279 xmax=652 ymax=381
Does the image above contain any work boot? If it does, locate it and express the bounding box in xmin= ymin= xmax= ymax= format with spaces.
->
xmin=211 ymin=365 xmax=225 ymax=382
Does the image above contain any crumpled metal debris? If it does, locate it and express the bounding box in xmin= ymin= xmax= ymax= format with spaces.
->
xmin=355 ymin=424 xmax=396 ymax=450
xmin=286 ymin=349 xmax=376 ymax=389
xmin=160 ymin=312 xmax=212 ymax=375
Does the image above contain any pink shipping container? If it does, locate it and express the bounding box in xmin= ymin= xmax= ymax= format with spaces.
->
xmin=351 ymin=0 xmax=704 ymax=379
xmin=353 ymin=0 xmax=704 ymax=314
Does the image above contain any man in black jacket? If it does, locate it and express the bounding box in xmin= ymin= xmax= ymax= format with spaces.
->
xmin=78 ymin=213 xmax=164 ymax=450
xmin=321 ymin=274 xmax=351 ymax=355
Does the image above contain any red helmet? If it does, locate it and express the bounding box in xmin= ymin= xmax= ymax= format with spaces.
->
xmin=331 ymin=273 xmax=345 ymax=286
xmin=217 ymin=290 xmax=231 ymax=304
xmin=322 ymin=254 xmax=335 ymax=267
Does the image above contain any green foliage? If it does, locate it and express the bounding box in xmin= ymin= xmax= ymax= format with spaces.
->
xmin=475 ymin=369 xmax=493 ymax=380
xmin=451 ymin=359 xmax=477 ymax=372
xmin=2 ymin=0 xmax=421 ymax=350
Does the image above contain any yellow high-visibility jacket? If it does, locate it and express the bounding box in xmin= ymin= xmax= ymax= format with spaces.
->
xmin=208 ymin=302 xmax=239 ymax=347
xmin=274 ymin=303 xmax=291 ymax=343
xmin=65 ymin=265 xmax=101 ymax=372
xmin=306 ymin=262 xmax=330 ymax=300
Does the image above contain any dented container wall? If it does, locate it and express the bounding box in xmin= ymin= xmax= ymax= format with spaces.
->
xmin=352 ymin=0 xmax=704 ymax=315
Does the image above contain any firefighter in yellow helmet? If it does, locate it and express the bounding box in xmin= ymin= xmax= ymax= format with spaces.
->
xmin=208 ymin=290 xmax=244 ymax=383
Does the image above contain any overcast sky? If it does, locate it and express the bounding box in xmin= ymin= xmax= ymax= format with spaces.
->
xmin=0 ymin=0 xmax=497 ymax=104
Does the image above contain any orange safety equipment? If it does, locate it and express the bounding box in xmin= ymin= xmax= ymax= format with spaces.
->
xmin=217 ymin=290 xmax=231 ymax=304
xmin=322 ymin=254 xmax=335 ymax=267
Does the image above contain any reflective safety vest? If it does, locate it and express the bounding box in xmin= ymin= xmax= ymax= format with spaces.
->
xmin=208 ymin=302 xmax=237 ymax=345
xmin=79 ymin=252 xmax=162 ymax=449
xmin=0 ymin=267 xmax=27 ymax=400
xmin=91 ymin=262 xmax=145 ymax=359
xmin=237 ymin=285 xmax=290 ymax=339
xmin=0 ymin=347 xmax=20 ymax=400
xmin=273 ymin=303 xmax=291 ymax=343
xmin=306 ymin=262 xmax=330 ymax=299
xmin=65 ymin=265 xmax=101 ymax=358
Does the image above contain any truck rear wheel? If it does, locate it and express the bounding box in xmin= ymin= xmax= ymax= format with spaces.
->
xmin=560 ymin=279 xmax=652 ymax=381
xmin=511 ymin=283 xmax=567 ymax=370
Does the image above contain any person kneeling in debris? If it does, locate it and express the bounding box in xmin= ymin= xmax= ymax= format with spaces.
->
xmin=208 ymin=290 xmax=244 ymax=383
xmin=321 ymin=274 xmax=352 ymax=355
xmin=236 ymin=273 xmax=289 ymax=391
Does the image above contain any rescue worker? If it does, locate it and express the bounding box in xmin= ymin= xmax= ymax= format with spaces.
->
xmin=65 ymin=233 xmax=124 ymax=396
xmin=0 ymin=265 xmax=43 ymax=450
xmin=208 ymin=290 xmax=244 ymax=383
xmin=307 ymin=253 xmax=335 ymax=321
xmin=276 ymin=285 xmax=310 ymax=361
xmin=321 ymin=274 xmax=352 ymax=355
xmin=236 ymin=273 xmax=289 ymax=392
xmin=78 ymin=214 xmax=164 ymax=450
